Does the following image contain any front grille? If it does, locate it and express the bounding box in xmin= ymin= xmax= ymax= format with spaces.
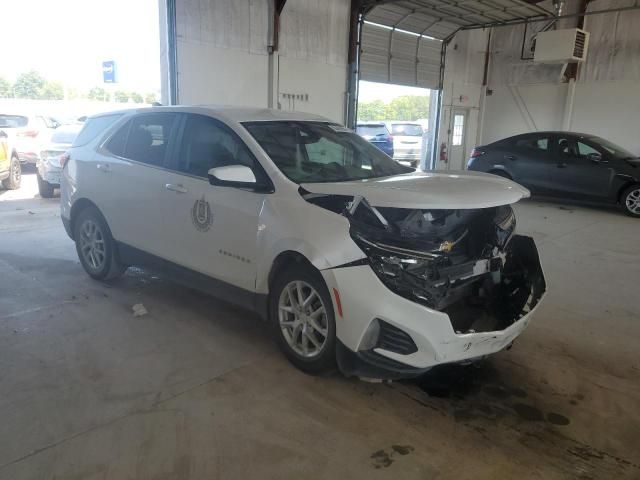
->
xmin=376 ymin=320 xmax=418 ymax=355
xmin=574 ymin=31 xmax=586 ymax=59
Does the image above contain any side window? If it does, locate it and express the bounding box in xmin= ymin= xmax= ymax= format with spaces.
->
xmin=515 ymin=136 xmax=549 ymax=152
xmin=577 ymin=141 xmax=600 ymax=157
xmin=557 ymin=137 xmax=578 ymax=156
xmin=105 ymin=120 xmax=131 ymax=157
xmin=121 ymin=113 xmax=177 ymax=167
xmin=177 ymin=114 xmax=257 ymax=178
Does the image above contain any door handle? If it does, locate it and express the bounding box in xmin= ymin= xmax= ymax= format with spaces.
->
xmin=557 ymin=163 xmax=568 ymax=168
xmin=165 ymin=183 xmax=188 ymax=193
xmin=504 ymin=155 xmax=517 ymax=161
xmin=96 ymin=163 xmax=111 ymax=173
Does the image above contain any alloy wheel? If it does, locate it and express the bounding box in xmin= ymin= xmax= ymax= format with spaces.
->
xmin=78 ymin=220 xmax=106 ymax=271
xmin=626 ymin=188 xmax=640 ymax=215
xmin=278 ymin=280 xmax=329 ymax=358
xmin=11 ymin=159 xmax=20 ymax=185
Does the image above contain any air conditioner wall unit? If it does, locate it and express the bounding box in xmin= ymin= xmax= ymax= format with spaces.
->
xmin=533 ymin=28 xmax=590 ymax=64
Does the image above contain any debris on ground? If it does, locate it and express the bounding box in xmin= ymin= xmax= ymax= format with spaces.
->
xmin=132 ymin=303 xmax=148 ymax=317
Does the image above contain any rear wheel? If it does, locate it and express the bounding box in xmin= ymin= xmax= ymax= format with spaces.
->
xmin=37 ymin=173 xmax=55 ymax=198
xmin=621 ymin=185 xmax=640 ymax=217
xmin=74 ymin=206 xmax=127 ymax=280
xmin=270 ymin=265 xmax=337 ymax=375
xmin=2 ymin=156 xmax=21 ymax=190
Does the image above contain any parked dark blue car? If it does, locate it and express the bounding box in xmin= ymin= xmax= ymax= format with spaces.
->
xmin=356 ymin=122 xmax=394 ymax=157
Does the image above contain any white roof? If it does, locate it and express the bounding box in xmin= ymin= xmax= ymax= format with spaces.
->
xmin=93 ymin=105 xmax=333 ymax=124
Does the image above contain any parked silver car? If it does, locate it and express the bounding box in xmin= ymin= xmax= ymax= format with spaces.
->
xmin=37 ymin=124 xmax=82 ymax=198
xmin=0 ymin=113 xmax=60 ymax=164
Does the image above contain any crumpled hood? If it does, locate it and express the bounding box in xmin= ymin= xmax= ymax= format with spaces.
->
xmin=301 ymin=170 xmax=530 ymax=209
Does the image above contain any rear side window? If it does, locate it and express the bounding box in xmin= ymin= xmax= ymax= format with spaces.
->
xmin=515 ymin=136 xmax=549 ymax=151
xmin=356 ymin=125 xmax=388 ymax=137
xmin=0 ymin=115 xmax=28 ymax=128
xmin=72 ymin=114 xmax=123 ymax=147
xmin=106 ymin=113 xmax=177 ymax=167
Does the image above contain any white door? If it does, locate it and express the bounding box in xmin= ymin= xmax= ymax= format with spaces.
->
xmin=449 ymin=109 xmax=468 ymax=170
xmin=160 ymin=113 xmax=266 ymax=292
xmin=92 ymin=112 xmax=180 ymax=257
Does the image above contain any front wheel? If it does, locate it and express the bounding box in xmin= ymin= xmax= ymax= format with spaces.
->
xmin=1 ymin=156 xmax=21 ymax=190
xmin=622 ymin=185 xmax=640 ymax=217
xmin=270 ymin=265 xmax=337 ymax=375
xmin=74 ymin=206 xmax=127 ymax=280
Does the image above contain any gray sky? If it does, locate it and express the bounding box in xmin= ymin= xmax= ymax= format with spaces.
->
xmin=2 ymin=0 xmax=161 ymax=92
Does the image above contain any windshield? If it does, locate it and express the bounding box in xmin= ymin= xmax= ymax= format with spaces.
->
xmin=356 ymin=124 xmax=388 ymax=137
xmin=589 ymin=137 xmax=636 ymax=159
xmin=391 ymin=123 xmax=423 ymax=136
xmin=243 ymin=121 xmax=412 ymax=183
xmin=0 ymin=115 xmax=28 ymax=128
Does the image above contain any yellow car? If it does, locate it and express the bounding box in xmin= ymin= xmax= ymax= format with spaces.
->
xmin=0 ymin=131 xmax=21 ymax=190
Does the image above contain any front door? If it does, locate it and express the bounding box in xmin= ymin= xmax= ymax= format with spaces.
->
xmin=161 ymin=113 xmax=266 ymax=292
xmin=449 ymin=109 xmax=468 ymax=170
xmin=551 ymin=136 xmax=615 ymax=200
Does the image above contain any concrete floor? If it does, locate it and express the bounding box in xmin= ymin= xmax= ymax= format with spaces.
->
xmin=1 ymin=173 xmax=639 ymax=479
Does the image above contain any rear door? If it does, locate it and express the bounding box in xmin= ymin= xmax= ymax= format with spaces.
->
xmin=550 ymin=136 xmax=615 ymax=200
xmin=159 ymin=113 xmax=266 ymax=291
xmin=507 ymin=134 xmax=555 ymax=192
xmin=92 ymin=112 xmax=180 ymax=256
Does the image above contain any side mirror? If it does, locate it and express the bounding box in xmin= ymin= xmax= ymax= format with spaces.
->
xmin=208 ymin=165 xmax=258 ymax=189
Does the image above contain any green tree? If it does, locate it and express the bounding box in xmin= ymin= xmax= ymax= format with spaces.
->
xmin=88 ymin=86 xmax=108 ymax=101
xmin=114 ymin=90 xmax=130 ymax=103
xmin=0 ymin=77 xmax=11 ymax=98
xmin=357 ymin=95 xmax=429 ymax=122
xmin=130 ymin=92 xmax=143 ymax=103
xmin=41 ymin=81 xmax=64 ymax=100
xmin=144 ymin=92 xmax=158 ymax=104
xmin=358 ymin=99 xmax=388 ymax=121
xmin=13 ymin=70 xmax=46 ymax=99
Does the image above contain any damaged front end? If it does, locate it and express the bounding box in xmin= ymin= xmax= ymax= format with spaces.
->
xmin=304 ymin=191 xmax=546 ymax=334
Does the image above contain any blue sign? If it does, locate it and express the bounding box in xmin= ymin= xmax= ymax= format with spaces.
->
xmin=102 ymin=61 xmax=117 ymax=84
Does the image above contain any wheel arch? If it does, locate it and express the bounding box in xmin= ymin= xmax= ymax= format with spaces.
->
xmin=488 ymin=168 xmax=513 ymax=180
xmin=617 ymin=181 xmax=640 ymax=205
xmin=69 ymin=198 xmax=104 ymax=241
xmin=267 ymin=250 xmax=318 ymax=293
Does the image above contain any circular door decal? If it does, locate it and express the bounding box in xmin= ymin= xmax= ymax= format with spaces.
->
xmin=191 ymin=195 xmax=213 ymax=232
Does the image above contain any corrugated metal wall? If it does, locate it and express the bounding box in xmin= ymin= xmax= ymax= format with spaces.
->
xmin=359 ymin=22 xmax=441 ymax=89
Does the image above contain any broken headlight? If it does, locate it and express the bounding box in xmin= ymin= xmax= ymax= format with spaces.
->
xmin=352 ymin=233 xmax=446 ymax=308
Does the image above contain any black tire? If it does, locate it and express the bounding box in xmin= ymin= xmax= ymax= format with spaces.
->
xmin=73 ymin=206 xmax=127 ymax=281
xmin=621 ymin=184 xmax=640 ymax=218
xmin=489 ymin=169 xmax=512 ymax=180
xmin=269 ymin=264 xmax=337 ymax=375
xmin=2 ymin=156 xmax=21 ymax=190
xmin=37 ymin=173 xmax=55 ymax=198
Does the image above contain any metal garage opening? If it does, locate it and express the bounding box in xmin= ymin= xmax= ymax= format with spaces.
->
xmin=349 ymin=0 xmax=556 ymax=168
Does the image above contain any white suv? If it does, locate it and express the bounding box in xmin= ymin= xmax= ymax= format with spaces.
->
xmin=61 ymin=107 xmax=546 ymax=379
